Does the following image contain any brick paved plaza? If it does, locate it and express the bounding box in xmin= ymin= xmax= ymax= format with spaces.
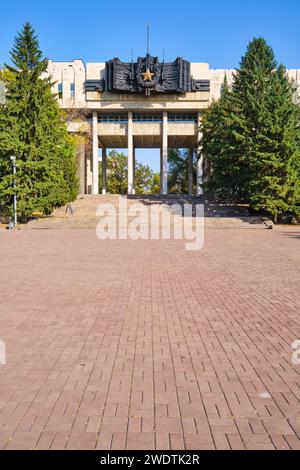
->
xmin=0 ymin=227 xmax=300 ymax=450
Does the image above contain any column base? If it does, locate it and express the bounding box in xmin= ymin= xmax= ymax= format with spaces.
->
xmin=102 ymin=189 xmax=107 ymax=195
xmin=196 ymin=156 xmax=204 ymax=196
xmin=188 ymin=149 xmax=194 ymax=196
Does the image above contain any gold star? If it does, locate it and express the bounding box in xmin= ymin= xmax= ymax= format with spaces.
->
xmin=142 ymin=68 xmax=154 ymax=81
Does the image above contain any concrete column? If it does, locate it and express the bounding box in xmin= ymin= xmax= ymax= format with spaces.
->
xmin=102 ymin=148 xmax=107 ymax=195
xmin=188 ymin=148 xmax=194 ymax=196
xmin=76 ymin=143 xmax=86 ymax=194
xmin=160 ymin=147 xmax=163 ymax=192
xmin=161 ymin=111 xmax=168 ymax=195
xmin=86 ymin=150 xmax=92 ymax=194
xmin=196 ymin=158 xmax=204 ymax=196
xmin=133 ymin=147 xmax=136 ymax=192
xmin=128 ymin=111 xmax=134 ymax=194
xmin=92 ymin=111 xmax=99 ymax=195
xmin=197 ymin=112 xmax=204 ymax=196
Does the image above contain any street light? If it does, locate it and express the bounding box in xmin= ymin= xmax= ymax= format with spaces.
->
xmin=10 ymin=156 xmax=17 ymax=227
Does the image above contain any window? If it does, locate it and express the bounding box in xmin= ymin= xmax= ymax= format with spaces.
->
xmin=70 ymin=83 xmax=75 ymax=99
xmin=98 ymin=114 xmax=128 ymax=123
xmin=168 ymin=114 xmax=197 ymax=123
xmin=133 ymin=114 xmax=162 ymax=122
xmin=58 ymin=83 xmax=63 ymax=100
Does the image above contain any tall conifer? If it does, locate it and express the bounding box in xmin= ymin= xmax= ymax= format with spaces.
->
xmin=202 ymin=38 xmax=300 ymax=220
xmin=201 ymin=76 xmax=248 ymax=200
xmin=248 ymin=64 xmax=300 ymax=221
xmin=0 ymin=23 xmax=78 ymax=217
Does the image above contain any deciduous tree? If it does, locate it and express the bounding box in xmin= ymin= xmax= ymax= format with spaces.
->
xmin=99 ymin=150 xmax=160 ymax=194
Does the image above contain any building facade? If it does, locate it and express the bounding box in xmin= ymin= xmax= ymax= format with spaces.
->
xmin=47 ymin=56 xmax=300 ymax=195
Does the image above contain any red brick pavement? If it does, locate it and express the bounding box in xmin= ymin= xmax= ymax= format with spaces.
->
xmin=0 ymin=227 xmax=299 ymax=450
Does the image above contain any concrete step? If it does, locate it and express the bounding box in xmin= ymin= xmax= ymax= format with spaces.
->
xmin=26 ymin=195 xmax=267 ymax=230
xmin=51 ymin=195 xmax=205 ymax=217
xmin=27 ymin=216 xmax=265 ymax=230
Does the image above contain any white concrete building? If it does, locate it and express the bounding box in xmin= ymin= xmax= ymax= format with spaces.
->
xmin=47 ymin=57 xmax=300 ymax=195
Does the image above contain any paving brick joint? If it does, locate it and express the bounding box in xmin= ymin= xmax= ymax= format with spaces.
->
xmin=0 ymin=226 xmax=299 ymax=450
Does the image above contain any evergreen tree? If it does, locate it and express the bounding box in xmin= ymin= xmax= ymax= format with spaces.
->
xmin=248 ymin=65 xmax=300 ymax=221
xmin=0 ymin=23 xmax=78 ymax=217
xmin=201 ymin=76 xmax=247 ymax=200
xmin=231 ymin=38 xmax=280 ymax=201
xmin=167 ymin=149 xmax=197 ymax=194
xmin=202 ymin=37 xmax=300 ymax=220
xmin=168 ymin=149 xmax=188 ymax=193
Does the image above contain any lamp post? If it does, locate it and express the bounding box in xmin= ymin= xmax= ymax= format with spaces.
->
xmin=10 ymin=156 xmax=17 ymax=227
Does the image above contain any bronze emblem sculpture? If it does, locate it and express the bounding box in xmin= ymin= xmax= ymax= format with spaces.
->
xmin=85 ymin=54 xmax=210 ymax=96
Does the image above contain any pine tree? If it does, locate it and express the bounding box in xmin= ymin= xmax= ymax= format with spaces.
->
xmin=231 ymin=38 xmax=279 ymax=200
xmin=248 ymin=65 xmax=300 ymax=221
xmin=202 ymin=37 xmax=300 ymax=220
xmin=202 ymin=76 xmax=248 ymax=200
xmin=0 ymin=23 xmax=78 ymax=217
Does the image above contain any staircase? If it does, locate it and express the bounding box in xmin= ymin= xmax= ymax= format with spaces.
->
xmin=26 ymin=195 xmax=268 ymax=230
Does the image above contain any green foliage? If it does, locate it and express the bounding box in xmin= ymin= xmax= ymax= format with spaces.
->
xmin=202 ymin=38 xmax=300 ymax=220
xmin=201 ymin=76 xmax=248 ymax=201
xmin=148 ymin=172 xmax=160 ymax=195
xmin=0 ymin=69 xmax=13 ymax=105
xmin=99 ymin=150 xmax=128 ymax=194
xmin=0 ymin=69 xmax=14 ymax=82
xmin=168 ymin=149 xmax=188 ymax=193
xmin=99 ymin=149 xmax=160 ymax=194
xmin=248 ymin=65 xmax=300 ymax=221
xmin=168 ymin=149 xmax=196 ymax=193
xmin=0 ymin=23 xmax=78 ymax=217
xmin=0 ymin=69 xmax=14 ymax=104
xmin=135 ymin=159 xmax=160 ymax=194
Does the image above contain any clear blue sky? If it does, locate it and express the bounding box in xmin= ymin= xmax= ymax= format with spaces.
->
xmin=1 ymin=0 xmax=299 ymax=171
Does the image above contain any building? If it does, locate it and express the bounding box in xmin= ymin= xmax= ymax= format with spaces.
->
xmin=47 ymin=55 xmax=300 ymax=195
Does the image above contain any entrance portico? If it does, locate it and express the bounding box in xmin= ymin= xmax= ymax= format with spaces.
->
xmin=48 ymin=53 xmax=214 ymax=195
xmin=91 ymin=110 xmax=203 ymax=195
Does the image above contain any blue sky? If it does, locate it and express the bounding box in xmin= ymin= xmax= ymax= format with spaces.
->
xmin=1 ymin=0 xmax=299 ymax=171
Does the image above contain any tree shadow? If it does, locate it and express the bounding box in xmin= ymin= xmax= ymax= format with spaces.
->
xmin=126 ymin=195 xmax=265 ymax=223
xmin=278 ymin=231 xmax=300 ymax=239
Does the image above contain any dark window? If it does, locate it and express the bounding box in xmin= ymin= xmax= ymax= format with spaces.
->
xmin=168 ymin=114 xmax=197 ymax=123
xmin=133 ymin=114 xmax=162 ymax=122
xmin=70 ymin=83 xmax=75 ymax=99
xmin=98 ymin=114 xmax=128 ymax=123
xmin=58 ymin=83 xmax=63 ymax=99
